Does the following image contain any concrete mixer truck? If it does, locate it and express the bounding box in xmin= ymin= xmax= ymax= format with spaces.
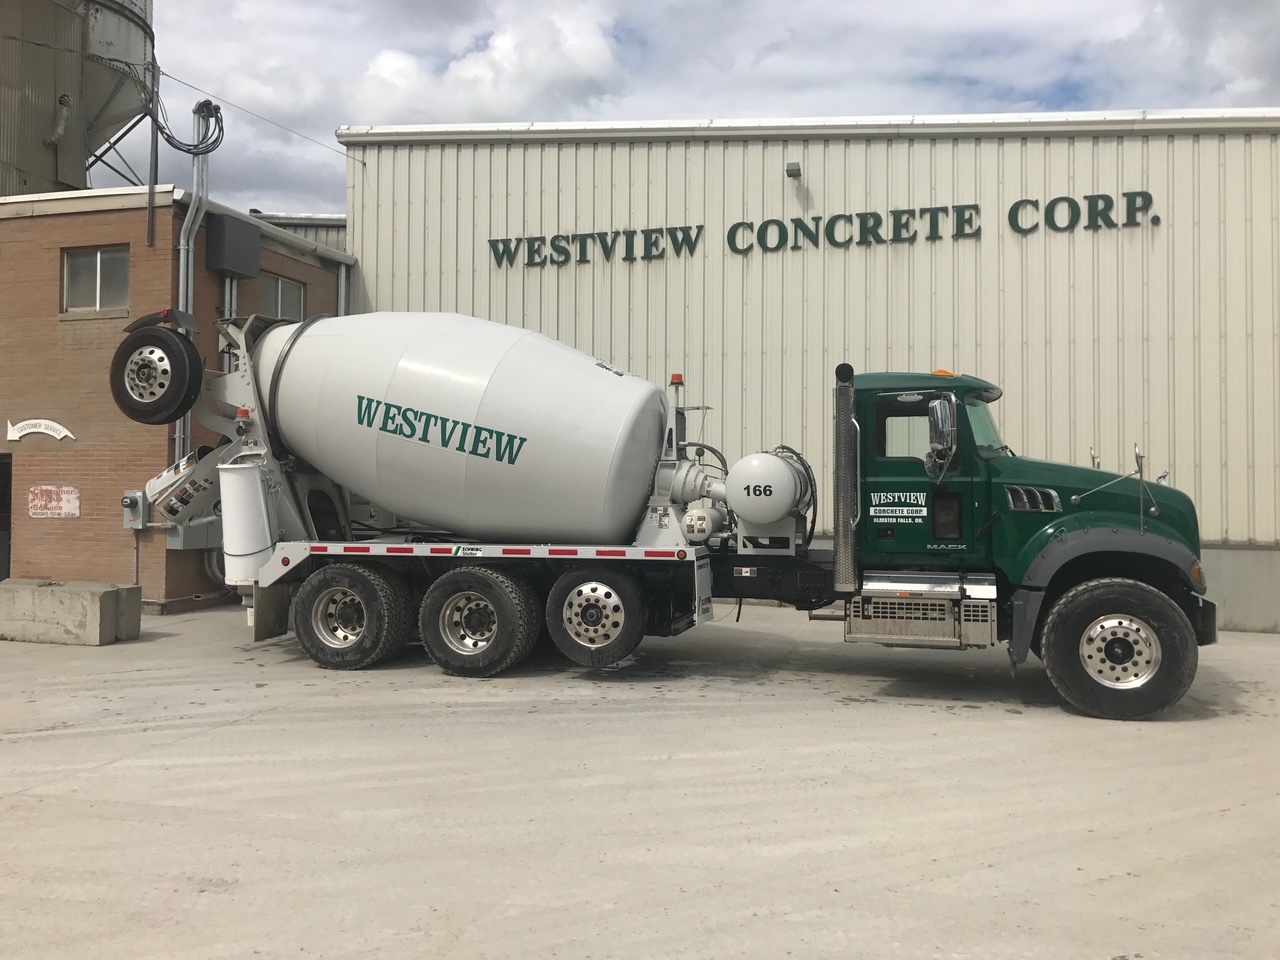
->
xmin=110 ymin=308 xmax=1216 ymax=720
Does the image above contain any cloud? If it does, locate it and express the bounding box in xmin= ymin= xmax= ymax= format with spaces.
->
xmin=348 ymin=2 xmax=626 ymax=123
xmin=92 ymin=0 xmax=1280 ymax=213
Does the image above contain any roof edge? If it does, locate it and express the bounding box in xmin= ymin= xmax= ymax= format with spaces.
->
xmin=337 ymin=108 xmax=1280 ymax=146
xmin=173 ymin=190 xmax=355 ymax=266
xmin=0 ymin=184 xmax=177 ymax=218
xmin=0 ymin=186 xmax=354 ymax=265
xmin=252 ymin=213 xmax=347 ymax=225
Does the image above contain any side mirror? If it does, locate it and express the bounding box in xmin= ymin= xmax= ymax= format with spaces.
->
xmin=926 ymin=397 xmax=957 ymax=479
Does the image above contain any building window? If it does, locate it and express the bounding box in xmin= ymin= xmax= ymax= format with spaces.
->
xmin=63 ymin=246 xmax=129 ymax=311
xmin=261 ymin=273 xmax=305 ymax=320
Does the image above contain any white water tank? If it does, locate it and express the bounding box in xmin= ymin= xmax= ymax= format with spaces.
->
xmin=253 ymin=312 xmax=666 ymax=544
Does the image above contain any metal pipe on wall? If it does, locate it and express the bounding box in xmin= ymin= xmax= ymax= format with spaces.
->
xmin=174 ymin=104 xmax=212 ymax=462
xmin=222 ymin=275 xmax=238 ymax=373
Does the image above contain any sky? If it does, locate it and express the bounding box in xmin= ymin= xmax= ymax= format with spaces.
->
xmin=95 ymin=0 xmax=1280 ymax=214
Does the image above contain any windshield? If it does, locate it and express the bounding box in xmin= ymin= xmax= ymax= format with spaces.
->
xmin=966 ymin=399 xmax=1010 ymax=458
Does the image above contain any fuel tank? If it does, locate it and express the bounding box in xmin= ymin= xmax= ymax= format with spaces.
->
xmin=252 ymin=312 xmax=666 ymax=544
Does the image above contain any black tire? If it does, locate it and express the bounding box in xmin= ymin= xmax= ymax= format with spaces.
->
xmin=109 ymin=327 xmax=204 ymax=425
xmin=1040 ymin=577 xmax=1198 ymax=720
xmin=545 ymin=565 xmax=645 ymax=667
xmin=419 ymin=566 xmax=540 ymax=678
xmin=292 ymin=562 xmax=413 ymax=669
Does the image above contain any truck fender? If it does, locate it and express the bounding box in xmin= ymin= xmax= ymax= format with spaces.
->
xmin=124 ymin=308 xmax=197 ymax=333
xmin=1008 ymin=527 xmax=1205 ymax=664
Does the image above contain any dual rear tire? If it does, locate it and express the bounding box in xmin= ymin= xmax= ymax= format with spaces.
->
xmin=419 ymin=566 xmax=542 ymax=677
xmin=292 ymin=562 xmax=648 ymax=676
xmin=292 ymin=562 xmax=414 ymax=669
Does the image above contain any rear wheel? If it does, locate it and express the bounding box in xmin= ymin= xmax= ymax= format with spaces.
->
xmin=293 ymin=563 xmax=413 ymax=669
xmin=1040 ymin=577 xmax=1198 ymax=720
xmin=109 ymin=327 xmax=203 ymax=425
xmin=545 ymin=565 xmax=645 ymax=667
xmin=419 ymin=566 xmax=540 ymax=677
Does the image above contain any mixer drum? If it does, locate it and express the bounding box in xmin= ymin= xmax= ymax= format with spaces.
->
xmin=253 ymin=312 xmax=666 ymax=544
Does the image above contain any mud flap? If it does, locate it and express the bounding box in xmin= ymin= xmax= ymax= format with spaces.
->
xmin=1194 ymin=598 xmax=1218 ymax=646
xmin=251 ymin=582 xmax=292 ymax=641
xmin=694 ymin=553 xmax=714 ymax=623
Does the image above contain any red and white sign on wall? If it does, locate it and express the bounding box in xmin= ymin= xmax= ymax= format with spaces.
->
xmin=28 ymin=485 xmax=80 ymax=519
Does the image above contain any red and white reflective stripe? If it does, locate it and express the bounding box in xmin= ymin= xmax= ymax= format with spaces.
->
xmin=301 ymin=542 xmax=697 ymax=561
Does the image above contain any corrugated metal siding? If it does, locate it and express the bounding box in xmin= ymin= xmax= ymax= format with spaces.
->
xmin=255 ymin=217 xmax=347 ymax=252
xmin=0 ymin=0 xmax=84 ymax=196
xmin=346 ymin=129 xmax=1280 ymax=545
xmin=278 ymin=222 xmax=346 ymax=251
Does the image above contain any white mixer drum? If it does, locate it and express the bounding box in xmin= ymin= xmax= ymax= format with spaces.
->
xmin=252 ymin=312 xmax=665 ymax=544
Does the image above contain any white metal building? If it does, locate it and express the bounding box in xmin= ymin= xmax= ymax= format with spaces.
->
xmin=337 ymin=110 xmax=1280 ymax=631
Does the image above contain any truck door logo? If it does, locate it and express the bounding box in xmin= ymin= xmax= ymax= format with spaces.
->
xmin=869 ymin=491 xmax=928 ymax=524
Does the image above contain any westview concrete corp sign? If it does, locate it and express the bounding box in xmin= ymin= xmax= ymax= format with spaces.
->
xmin=488 ymin=190 xmax=1158 ymax=269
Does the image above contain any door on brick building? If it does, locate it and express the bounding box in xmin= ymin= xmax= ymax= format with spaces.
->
xmin=0 ymin=454 xmax=11 ymax=580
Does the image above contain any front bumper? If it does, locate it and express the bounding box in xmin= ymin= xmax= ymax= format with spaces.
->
xmin=1193 ymin=598 xmax=1218 ymax=646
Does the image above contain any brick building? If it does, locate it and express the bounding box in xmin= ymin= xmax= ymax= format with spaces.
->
xmin=0 ymin=185 xmax=352 ymax=609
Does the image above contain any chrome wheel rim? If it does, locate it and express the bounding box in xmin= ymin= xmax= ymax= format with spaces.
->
xmin=1079 ymin=614 xmax=1162 ymax=689
xmin=439 ymin=591 xmax=498 ymax=655
xmin=124 ymin=345 xmax=173 ymax=403
xmin=312 ymin=587 xmax=365 ymax=649
xmin=561 ymin=582 xmax=625 ymax=649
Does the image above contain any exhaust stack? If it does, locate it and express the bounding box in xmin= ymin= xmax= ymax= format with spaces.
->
xmin=832 ymin=363 xmax=859 ymax=594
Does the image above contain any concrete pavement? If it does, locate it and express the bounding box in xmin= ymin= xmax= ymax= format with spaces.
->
xmin=1 ymin=604 xmax=1276 ymax=960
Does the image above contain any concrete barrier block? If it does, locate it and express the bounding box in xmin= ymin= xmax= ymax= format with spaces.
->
xmin=0 ymin=580 xmax=123 ymax=646
xmin=114 ymin=584 xmax=143 ymax=641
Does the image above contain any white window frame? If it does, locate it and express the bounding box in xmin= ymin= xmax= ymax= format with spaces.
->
xmin=261 ymin=273 xmax=305 ymax=321
xmin=63 ymin=245 xmax=129 ymax=311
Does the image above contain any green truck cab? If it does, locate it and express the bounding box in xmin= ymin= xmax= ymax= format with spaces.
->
xmin=844 ymin=370 xmax=1216 ymax=719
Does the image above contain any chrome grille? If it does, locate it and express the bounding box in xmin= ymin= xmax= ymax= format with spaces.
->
xmin=867 ymin=599 xmax=948 ymax=621
xmin=1005 ymin=485 xmax=1062 ymax=513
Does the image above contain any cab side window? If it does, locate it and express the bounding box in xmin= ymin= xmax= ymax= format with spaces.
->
xmin=875 ymin=399 xmax=931 ymax=463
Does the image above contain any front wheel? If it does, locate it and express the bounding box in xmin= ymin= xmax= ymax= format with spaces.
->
xmin=1040 ymin=577 xmax=1198 ymax=720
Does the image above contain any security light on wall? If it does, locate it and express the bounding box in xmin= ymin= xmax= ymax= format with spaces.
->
xmin=785 ymin=161 xmax=802 ymax=178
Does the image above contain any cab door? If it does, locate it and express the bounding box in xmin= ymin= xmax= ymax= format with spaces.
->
xmin=859 ymin=391 xmax=985 ymax=569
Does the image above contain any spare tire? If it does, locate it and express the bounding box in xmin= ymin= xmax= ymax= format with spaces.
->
xmin=109 ymin=327 xmax=204 ymax=425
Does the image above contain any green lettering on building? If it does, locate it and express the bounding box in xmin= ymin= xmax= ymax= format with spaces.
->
xmin=485 ymin=191 xmax=1158 ymax=267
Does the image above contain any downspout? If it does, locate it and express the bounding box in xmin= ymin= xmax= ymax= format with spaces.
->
xmin=175 ymin=103 xmax=213 ymax=461
xmin=222 ymin=276 xmax=237 ymax=373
